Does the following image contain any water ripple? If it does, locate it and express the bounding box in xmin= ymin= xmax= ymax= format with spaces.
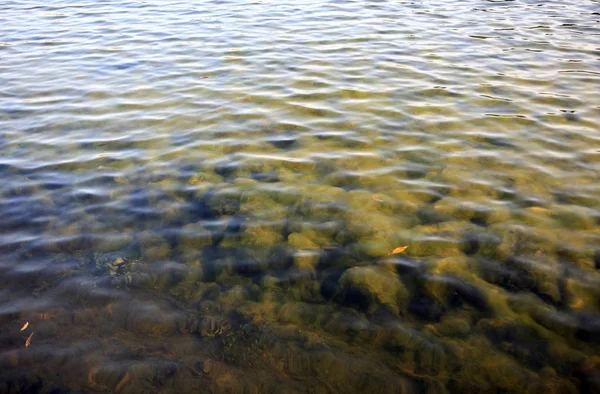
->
xmin=1 ymin=0 xmax=599 ymax=392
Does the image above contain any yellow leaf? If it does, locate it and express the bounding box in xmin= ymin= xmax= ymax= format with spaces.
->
xmin=25 ymin=332 xmax=34 ymax=347
xmin=20 ymin=322 xmax=29 ymax=332
xmin=390 ymin=246 xmax=408 ymax=255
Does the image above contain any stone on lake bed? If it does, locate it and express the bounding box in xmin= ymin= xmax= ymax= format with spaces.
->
xmin=292 ymin=250 xmax=320 ymax=271
xmin=338 ymin=266 xmax=408 ymax=314
xmin=288 ymin=232 xmax=319 ymax=250
xmin=179 ymin=222 xmax=213 ymax=249
xmin=92 ymin=233 xmax=134 ymax=253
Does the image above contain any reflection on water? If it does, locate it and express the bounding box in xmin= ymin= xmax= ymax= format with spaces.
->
xmin=1 ymin=0 xmax=600 ymax=392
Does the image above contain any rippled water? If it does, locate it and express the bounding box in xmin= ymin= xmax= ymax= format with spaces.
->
xmin=1 ymin=0 xmax=600 ymax=392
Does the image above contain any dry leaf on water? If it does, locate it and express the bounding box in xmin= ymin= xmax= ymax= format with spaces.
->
xmin=20 ymin=322 xmax=29 ymax=332
xmin=25 ymin=332 xmax=34 ymax=347
xmin=390 ymin=246 xmax=408 ymax=255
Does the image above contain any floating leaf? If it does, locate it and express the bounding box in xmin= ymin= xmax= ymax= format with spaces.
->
xmin=390 ymin=246 xmax=408 ymax=255
xmin=25 ymin=332 xmax=33 ymax=347
xmin=20 ymin=322 xmax=29 ymax=332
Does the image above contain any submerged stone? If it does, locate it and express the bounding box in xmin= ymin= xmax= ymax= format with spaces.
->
xmin=338 ymin=266 xmax=408 ymax=314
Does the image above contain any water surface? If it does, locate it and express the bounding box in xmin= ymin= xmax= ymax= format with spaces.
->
xmin=1 ymin=0 xmax=600 ymax=393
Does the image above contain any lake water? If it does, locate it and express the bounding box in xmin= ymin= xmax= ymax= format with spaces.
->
xmin=1 ymin=0 xmax=599 ymax=392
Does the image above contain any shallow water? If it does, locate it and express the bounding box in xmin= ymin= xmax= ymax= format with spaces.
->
xmin=1 ymin=0 xmax=600 ymax=392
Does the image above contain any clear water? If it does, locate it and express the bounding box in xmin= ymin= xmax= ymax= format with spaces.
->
xmin=1 ymin=0 xmax=600 ymax=392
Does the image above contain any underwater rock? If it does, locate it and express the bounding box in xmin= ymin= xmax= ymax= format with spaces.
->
xmin=92 ymin=245 xmax=140 ymax=277
xmin=433 ymin=197 xmax=512 ymax=226
xmin=517 ymin=206 xmax=557 ymax=229
xmin=111 ymin=301 xmax=183 ymax=336
xmin=338 ymin=266 xmax=408 ymax=314
xmin=139 ymin=231 xmax=171 ymax=262
xmin=179 ymin=222 xmax=213 ymax=250
xmin=461 ymin=229 xmax=503 ymax=259
xmin=219 ymin=285 xmax=253 ymax=307
xmin=87 ymin=362 xmax=127 ymax=392
xmin=347 ymin=211 xmax=411 ymax=258
xmin=278 ymin=302 xmax=317 ymax=326
xmin=421 ymin=274 xmax=489 ymax=313
xmin=449 ymin=337 xmax=535 ymax=393
xmin=187 ymin=316 xmax=232 ymax=337
xmin=229 ymin=223 xmax=284 ymax=250
xmin=205 ymin=187 xmax=242 ymax=216
xmin=292 ymin=250 xmax=320 ymax=272
xmin=427 ymin=311 xmax=472 ymax=338
xmin=92 ymin=233 xmax=134 ymax=253
xmin=238 ymin=191 xmax=285 ymax=221
xmin=546 ymin=342 xmax=586 ymax=374
xmin=476 ymin=318 xmax=550 ymax=370
xmin=407 ymin=221 xmax=476 ymax=258
xmin=425 ymin=255 xmax=472 ymax=278
xmin=509 ymin=255 xmax=562 ymax=304
xmin=564 ymin=277 xmax=600 ymax=312
xmin=288 ymin=232 xmax=320 ymax=250
xmin=575 ymin=356 xmax=600 ymax=394
xmin=432 ymin=197 xmax=475 ymax=222
xmin=527 ymin=367 xmax=578 ymax=394
xmin=127 ymin=359 xmax=179 ymax=388
xmin=489 ymin=222 xmax=558 ymax=261
xmin=550 ymin=204 xmax=597 ymax=231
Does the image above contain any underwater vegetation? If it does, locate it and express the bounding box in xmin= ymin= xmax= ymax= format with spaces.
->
xmin=1 ymin=0 xmax=600 ymax=392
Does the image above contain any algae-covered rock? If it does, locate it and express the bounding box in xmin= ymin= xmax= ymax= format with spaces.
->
xmin=143 ymin=244 xmax=171 ymax=261
xmin=550 ymin=204 xmax=597 ymax=231
xmin=565 ymin=277 xmax=600 ymax=312
xmin=338 ymin=266 xmax=408 ymax=314
xmin=113 ymin=301 xmax=183 ymax=336
xmin=292 ymin=250 xmax=320 ymax=272
xmin=92 ymin=233 xmax=134 ymax=253
xmin=139 ymin=232 xmax=171 ymax=261
xmin=278 ymin=302 xmax=317 ymax=325
xmin=288 ymin=232 xmax=320 ymax=250
xmin=347 ymin=212 xmax=410 ymax=258
xmin=418 ymin=274 xmax=488 ymax=317
xmin=434 ymin=198 xmax=511 ymax=226
xmin=476 ymin=317 xmax=554 ymax=370
xmin=345 ymin=189 xmax=418 ymax=218
xmin=427 ymin=311 xmax=472 ymax=338
xmin=406 ymin=221 xmax=476 ymax=258
xmin=179 ymin=222 xmax=213 ymax=250
xmin=387 ymin=187 xmax=440 ymax=205
xmin=221 ymin=222 xmax=284 ymax=250
xmin=488 ymin=222 xmax=558 ymax=260
xmin=432 ymin=197 xmax=475 ymax=221
xmin=127 ymin=359 xmax=179 ymax=389
xmin=450 ymin=338 xmax=535 ymax=393
xmin=574 ymin=356 xmax=600 ymax=394
xmin=516 ymin=206 xmax=557 ymax=229
xmin=526 ymin=367 xmax=578 ymax=394
xmin=462 ymin=229 xmax=503 ymax=259
xmin=205 ymin=187 xmax=242 ymax=216
xmin=219 ymin=285 xmax=252 ymax=307
xmin=386 ymin=323 xmax=451 ymax=378
xmin=426 ymin=255 xmax=473 ymax=278
xmin=508 ymin=255 xmax=562 ymax=303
